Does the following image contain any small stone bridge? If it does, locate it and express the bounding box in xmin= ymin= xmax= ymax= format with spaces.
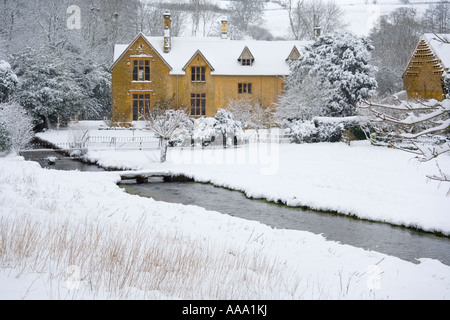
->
xmin=119 ymin=171 xmax=194 ymax=184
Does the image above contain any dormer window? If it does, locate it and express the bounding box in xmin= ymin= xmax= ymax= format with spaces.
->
xmin=238 ymin=47 xmax=254 ymax=66
xmin=287 ymin=46 xmax=301 ymax=61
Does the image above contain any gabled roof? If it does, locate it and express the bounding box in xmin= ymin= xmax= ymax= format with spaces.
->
xmin=287 ymin=46 xmax=301 ymax=61
xmin=113 ymin=36 xmax=311 ymax=76
xmin=422 ymin=33 xmax=450 ymax=70
xmin=111 ymin=33 xmax=172 ymax=72
xmin=182 ymin=50 xmax=215 ymax=71
xmin=238 ymin=46 xmax=255 ymax=62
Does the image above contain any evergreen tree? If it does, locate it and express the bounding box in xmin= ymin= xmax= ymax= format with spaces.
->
xmin=11 ymin=47 xmax=85 ymax=129
xmin=444 ymin=72 xmax=450 ymax=99
xmin=0 ymin=60 xmax=18 ymax=103
xmin=214 ymin=109 xmax=244 ymax=148
xmin=283 ymin=32 xmax=377 ymax=119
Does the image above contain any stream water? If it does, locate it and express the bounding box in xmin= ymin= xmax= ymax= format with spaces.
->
xmin=21 ymin=147 xmax=450 ymax=266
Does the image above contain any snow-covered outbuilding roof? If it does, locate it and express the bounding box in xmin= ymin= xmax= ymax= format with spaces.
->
xmin=113 ymin=35 xmax=311 ymax=76
xmin=423 ymin=33 xmax=450 ymax=70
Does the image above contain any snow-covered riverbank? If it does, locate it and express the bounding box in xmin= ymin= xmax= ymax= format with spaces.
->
xmin=1 ymin=154 xmax=450 ymax=299
xmin=78 ymin=136 xmax=450 ymax=236
xmin=38 ymin=125 xmax=450 ymax=235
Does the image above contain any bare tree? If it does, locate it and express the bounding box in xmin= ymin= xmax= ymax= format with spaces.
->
xmin=0 ymin=102 xmax=34 ymax=154
xmin=199 ymin=0 xmax=223 ymax=37
xmin=227 ymin=0 xmax=265 ymax=39
xmin=422 ymin=0 xmax=450 ymax=34
xmin=369 ymin=7 xmax=423 ymax=97
xmin=287 ymin=0 xmax=346 ymax=40
xmin=226 ymin=98 xmax=273 ymax=132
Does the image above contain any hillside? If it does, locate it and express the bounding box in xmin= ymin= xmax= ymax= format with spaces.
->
xmin=260 ymin=0 xmax=440 ymax=38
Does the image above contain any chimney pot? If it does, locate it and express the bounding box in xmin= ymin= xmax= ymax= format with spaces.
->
xmin=221 ymin=17 xmax=228 ymax=40
xmin=314 ymin=26 xmax=322 ymax=40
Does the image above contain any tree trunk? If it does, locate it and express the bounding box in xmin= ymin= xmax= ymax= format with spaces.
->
xmin=160 ymin=137 xmax=169 ymax=163
xmin=222 ymin=132 xmax=227 ymax=149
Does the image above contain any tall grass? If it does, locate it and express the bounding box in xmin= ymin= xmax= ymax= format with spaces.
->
xmin=0 ymin=213 xmax=305 ymax=299
xmin=0 ymin=160 xmax=371 ymax=300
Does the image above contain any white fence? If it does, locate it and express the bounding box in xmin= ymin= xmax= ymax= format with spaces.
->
xmin=87 ymin=136 xmax=160 ymax=150
xmin=34 ymin=129 xmax=290 ymax=153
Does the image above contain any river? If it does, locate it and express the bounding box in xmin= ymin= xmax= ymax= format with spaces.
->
xmin=21 ymin=147 xmax=450 ymax=266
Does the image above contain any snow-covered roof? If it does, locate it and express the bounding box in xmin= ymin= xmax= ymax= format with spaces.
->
xmin=113 ymin=35 xmax=311 ymax=76
xmin=423 ymin=33 xmax=450 ymax=70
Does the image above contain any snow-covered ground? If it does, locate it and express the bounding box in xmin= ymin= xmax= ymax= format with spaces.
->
xmin=35 ymin=125 xmax=450 ymax=235
xmin=1 ymin=148 xmax=450 ymax=299
xmin=1 ymin=122 xmax=450 ymax=299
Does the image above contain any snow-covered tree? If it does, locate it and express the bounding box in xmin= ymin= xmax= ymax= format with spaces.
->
xmin=11 ymin=47 xmax=111 ymax=128
xmin=11 ymin=47 xmax=86 ymax=129
xmin=369 ymin=7 xmax=423 ymax=96
xmin=136 ymin=0 xmax=187 ymax=38
xmin=422 ymin=0 xmax=450 ymax=34
xmin=214 ymin=109 xmax=244 ymax=148
xmin=147 ymin=109 xmax=191 ymax=162
xmin=192 ymin=117 xmax=219 ymax=147
xmin=276 ymin=73 xmax=332 ymax=121
xmin=227 ymin=0 xmax=265 ymax=39
xmin=358 ymin=97 xmax=450 ymax=181
xmin=284 ymin=32 xmax=378 ymax=119
xmin=80 ymin=62 xmax=112 ymax=120
xmin=0 ymin=60 xmax=18 ymax=103
xmin=0 ymin=102 xmax=34 ymax=154
xmin=226 ymin=98 xmax=273 ymax=131
xmin=444 ymin=72 xmax=450 ymax=99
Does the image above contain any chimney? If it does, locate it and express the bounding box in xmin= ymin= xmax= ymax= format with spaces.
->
xmin=314 ymin=26 xmax=322 ymax=40
xmin=163 ymin=11 xmax=171 ymax=53
xmin=221 ymin=17 xmax=228 ymax=40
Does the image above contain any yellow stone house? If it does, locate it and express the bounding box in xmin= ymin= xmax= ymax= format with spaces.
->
xmin=111 ymin=13 xmax=309 ymax=124
xmin=403 ymin=34 xmax=450 ymax=101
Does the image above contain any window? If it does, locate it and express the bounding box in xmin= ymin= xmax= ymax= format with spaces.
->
xmin=133 ymin=60 xmax=150 ymax=81
xmin=191 ymin=93 xmax=206 ymax=116
xmin=240 ymin=59 xmax=253 ymax=66
xmin=238 ymin=83 xmax=252 ymax=94
xmin=132 ymin=94 xmax=150 ymax=121
xmin=191 ymin=67 xmax=206 ymax=82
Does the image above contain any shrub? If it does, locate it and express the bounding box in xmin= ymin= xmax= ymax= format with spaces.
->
xmin=284 ymin=116 xmax=365 ymax=144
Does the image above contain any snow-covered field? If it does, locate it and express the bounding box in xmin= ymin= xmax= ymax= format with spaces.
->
xmin=1 ymin=125 xmax=448 ymax=299
xmin=1 ymin=151 xmax=450 ymax=300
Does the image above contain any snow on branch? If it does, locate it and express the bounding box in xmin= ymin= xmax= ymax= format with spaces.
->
xmin=433 ymin=34 xmax=450 ymax=44
xmin=147 ymin=108 xmax=191 ymax=163
xmin=359 ymin=98 xmax=450 ymax=141
xmin=358 ymin=97 xmax=450 ymax=172
xmin=358 ymin=97 xmax=450 ymax=185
